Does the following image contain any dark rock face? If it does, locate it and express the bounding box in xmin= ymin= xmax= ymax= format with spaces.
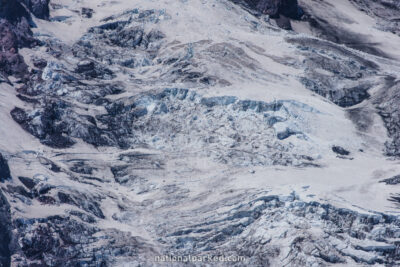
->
xmin=69 ymin=161 xmax=96 ymax=175
xmin=0 ymin=51 xmax=28 ymax=78
xmin=18 ymin=177 xmax=37 ymax=189
xmin=0 ymin=0 xmax=48 ymax=81
xmin=0 ymin=1 xmax=35 ymax=48
xmin=57 ymin=191 xmax=105 ymax=219
xmin=0 ymin=154 xmax=11 ymax=182
xmin=20 ymin=0 xmax=50 ymax=20
xmin=0 ymin=154 xmax=12 ymax=267
xmin=11 ymin=215 xmax=153 ymax=266
xmin=81 ymin=8 xmax=94 ymax=19
xmin=375 ymin=81 xmax=400 ymax=157
xmin=10 ymin=104 xmax=77 ymax=149
xmin=10 ymin=99 xmax=124 ymax=149
xmin=13 ymin=216 xmax=98 ymax=266
xmin=232 ymin=0 xmax=303 ymax=19
xmin=75 ymin=59 xmax=115 ymax=79
xmin=0 ymin=0 xmax=29 ymax=21
xmin=76 ymin=59 xmax=95 ymax=73
xmin=0 ymin=19 xmax=32 ymax=79
xmin=256 ymin=0 xmax=303 ymax=19
xmin=332 ymin=146 xmax=350 ymax=156
xmin=275 ymin=15 xmax=293 ymax=30
xmin=0 ymin=22 xmax=18 ymax=52
xmin=380 ymin=175 xmax=400 ymax=185
xmin=0 ymin=191 xmax=11 ymax=267
xmin=287 ymin=37 xmax=378 ymax=108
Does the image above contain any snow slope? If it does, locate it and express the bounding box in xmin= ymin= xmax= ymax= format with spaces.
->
xmin=1 ymin=0 xmax=400 ymax=266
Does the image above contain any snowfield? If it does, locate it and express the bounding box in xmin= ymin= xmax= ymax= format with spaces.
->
xmin=1 ymin=0 xmax=400 ymax=266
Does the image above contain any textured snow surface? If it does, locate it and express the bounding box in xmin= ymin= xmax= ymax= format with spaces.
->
xmin=1 ymin=0 xmax=400 ymax=266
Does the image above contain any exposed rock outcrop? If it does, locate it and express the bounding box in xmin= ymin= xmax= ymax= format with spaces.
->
xmin=375 ymin=81 xmax=400 ymax=157
xmin=20 ymin=0 xmax=50 ymax=20
xmin=349 ymin=0 xmax=400 ymax=37
xmin=0 ymin=191 xmax=11 ymax=267
xmin=0 ymin=154 xmax=11 ymax=182
xmin=233 ymin=0 xmax=303 ymax=19
xmin=256 ymin=0 xmax=303 ymax=19
xmin=0 ymin=0 xmax=48 ymax=81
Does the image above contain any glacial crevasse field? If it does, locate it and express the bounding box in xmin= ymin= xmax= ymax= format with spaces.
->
xmin=1 ymin=0 xmax=400 ymax=266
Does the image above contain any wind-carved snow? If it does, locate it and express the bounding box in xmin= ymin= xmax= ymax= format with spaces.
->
xmin=1 ymin=0 xmax=400 ymax=266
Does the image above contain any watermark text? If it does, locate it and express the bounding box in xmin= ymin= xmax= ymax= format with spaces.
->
xmin=154 ymin=255 xmax=246 ymax=263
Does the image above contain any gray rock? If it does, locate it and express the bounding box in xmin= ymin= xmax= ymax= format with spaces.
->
xmin=332 ymin=146 xmax=350 ymax=156
xmin=81 ymin=8 xmax=94 ymax=19
xmin=20 ymin=0 xmax=50 ymax=20
xmin=0 ymin=191 xmax=11 ymax=267
xmin=0 ymin=154 xmax=11 ymax=182
xmin=380 ymin=175 xmax=400 ymax=185
xmin=18 ymin=176 xmax=36 ymax=189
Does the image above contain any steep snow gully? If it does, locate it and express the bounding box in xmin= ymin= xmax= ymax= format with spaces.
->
xmin=1 ymin=0 xmax=400 ymax=266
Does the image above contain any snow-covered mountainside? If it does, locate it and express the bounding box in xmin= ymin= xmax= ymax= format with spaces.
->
xmin=1 ymin=0 xmax=400 ymax=266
